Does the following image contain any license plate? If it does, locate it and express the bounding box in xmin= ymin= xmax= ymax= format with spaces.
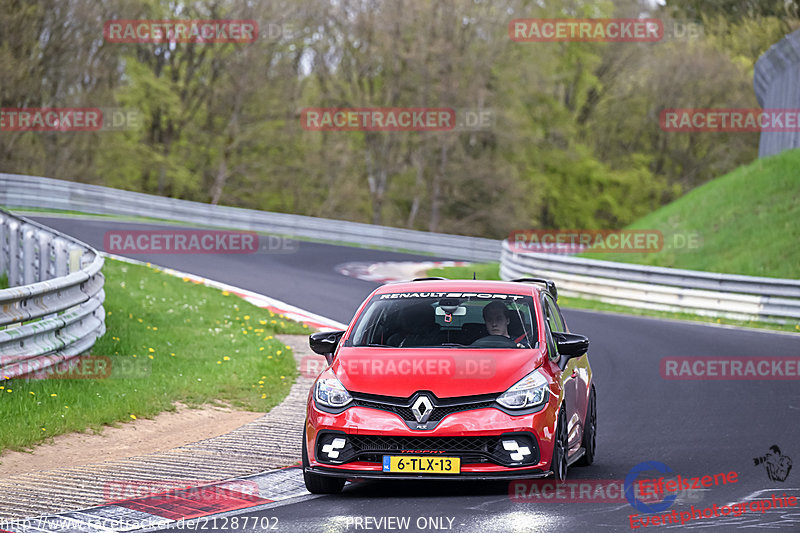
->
xmin=382 ymin=455 xmax=461 ymax=473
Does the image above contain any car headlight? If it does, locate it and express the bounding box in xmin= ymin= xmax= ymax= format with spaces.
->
xmin=314 ymin=377 xmax=352 ymax=408
xmin=496 ymin=368 xmax=549 ymax=409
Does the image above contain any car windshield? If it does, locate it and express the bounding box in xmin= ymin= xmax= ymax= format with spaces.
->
xmin=348 ymin=292 xmax=538 ymax=349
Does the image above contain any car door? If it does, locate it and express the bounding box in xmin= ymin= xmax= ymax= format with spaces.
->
xmin=553 ymin=296 xmax=592 ymax=454
xmin=542 ymin=294 xmax=581 ymax=452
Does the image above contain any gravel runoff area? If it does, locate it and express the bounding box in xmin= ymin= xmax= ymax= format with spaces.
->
xmin=0 ymin=334 xmax=316 ymax=521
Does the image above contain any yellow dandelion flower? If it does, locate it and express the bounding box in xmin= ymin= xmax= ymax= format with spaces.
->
xmin=29 ymin=391 xmax=35 ymax=395
xmin=6 ymin=389 xmax=12 ymax=393
xmin=50 ymin=393 xmax=57 ymax=397
xmin=148 ymin=355 xmax=154 ymax=360
xmin=276 ymin=350 xmax=282 ymax=355
xmin=243 ymin=330 xmax=248 ymax=335
xmin=130 ymin=414 xmax=137 ymax=420
xmin=64 ymin=406 xmax=69 ymax=409
xmin=222 ymin=291 xmax=230 ymax=296
xmin=42 ymin=427 xmax=46 ymax=431
xmin=0 ymin=386 xmax=3 ymax=390
xmin=280 ymin=375 xmax=286 ymax=379
xmin=148 ymin=348 xmax=155 ymax=353
xmin=244 ymin=315 xmax=250 ymax=320
xmin=129 ymin=313 xmax=133 ymax=319
xmin=108 ymin=311 xmax=112 ymax=316
xmin=261 ymin=376 xmax=266 ymax=379
xmin=217 ymin=361 xmax=222 ymax=364
xmin=137 ymin=318 xmax=143 ymax=323
xmin=259 ymin=347 xmax=265 ymax=351
xmin=223 ymin=356 xmax=230 ymax=361
xmin=259 ymin=320 xmax=266 ymax=325
xmin=258 ymin=380 xmax=264 ymax=384
xmin=267 ymin=356 xmax=273 ymax=359
xmin=261 ymin=393 xmax=267 ymax=399
xmin=182 ymin=277 xmax=189 ymax=282
xmin=170 ymin=353 xmax=176 ymax=357
xmin=152 ymin=327 xmax=158 ymax=331
xmin=132 ymin=354 xmax=137 ymax=358
xmin=271 ymin=320 xmax=276 ymax=324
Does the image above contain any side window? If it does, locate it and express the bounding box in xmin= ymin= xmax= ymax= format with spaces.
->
xmin=541 ymin=295 xmax=560 ymax=360
xmin=543 ymin=295 xmax=565 ymax=333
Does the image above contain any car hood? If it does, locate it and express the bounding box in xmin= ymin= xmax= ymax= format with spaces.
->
xmin=332 ymin=347 xmax=545 ymax=398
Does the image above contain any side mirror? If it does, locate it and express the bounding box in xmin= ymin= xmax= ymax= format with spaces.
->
xmin=309 ymin=330 xmax=345 ymax=364
xmin=553 ymin=332 xmax=589 ymax=370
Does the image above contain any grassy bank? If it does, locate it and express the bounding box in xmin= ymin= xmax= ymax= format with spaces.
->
xmin=579 ymin=149 xmax=800 ymax=279
xmin=0 ymin=259 xmax=307 ymax=454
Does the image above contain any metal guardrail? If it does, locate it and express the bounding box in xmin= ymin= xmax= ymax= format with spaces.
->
xmin=1 ymin=173 xmax=798 ymax=325
xmin=754 ymin=28 xmax=800 ymax=157
xmin=501 ymin=241 xmax=800 ymax=323
xmin=0 ymin=209 xmax=105 ymax=380
xmin=0 ymin=173 xmax=502 ymax=262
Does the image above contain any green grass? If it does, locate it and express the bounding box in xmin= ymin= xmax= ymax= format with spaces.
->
xmin=0 ymin=273 xmax=7 ymax=290
xmin=578 ymin=149 xmax=800 ymax=279
xmin=428 ymin=262 xmax=800 ymax=333
xmin=0 ymin=258 xmax=308 ymax=454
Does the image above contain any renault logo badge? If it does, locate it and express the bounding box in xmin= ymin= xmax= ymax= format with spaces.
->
xmin=411 ymin=395 xmax=434 ymax=424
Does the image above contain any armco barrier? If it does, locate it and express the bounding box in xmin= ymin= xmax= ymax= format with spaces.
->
xmin=1 ymin=174 xmax=798 ymax=325
xmin=0 ymin=173 xmax=501 ymax=262
xmin=0 ymin=208 xmax=105 ymax=380
xmin=754 ymin=28 xmax=800 ymax=157
xmin=501 ymin=240 xmax=800 ymax=323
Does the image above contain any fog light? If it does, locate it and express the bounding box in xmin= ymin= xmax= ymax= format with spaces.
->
xmin=503 ymin=439 xmax=531 ymax=461
xmin=322 ymin=437 xmax=347 ymax=459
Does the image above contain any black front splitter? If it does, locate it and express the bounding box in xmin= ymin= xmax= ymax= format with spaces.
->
xmin=307 ymin=466 xmax=553 ymax=481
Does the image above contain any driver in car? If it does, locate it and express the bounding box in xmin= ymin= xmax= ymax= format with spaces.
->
xmin=483 ymin=301 xmax=510 ymax=337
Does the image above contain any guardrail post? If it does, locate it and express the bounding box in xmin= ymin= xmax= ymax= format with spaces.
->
xmin=37 ymin=230 xmax=52 ymax=282
xmin=69 ymin=245 xmax=83 ymax=273
xmin=54 ymin=237 xmax=69 ymax=278
xmin=0 ymin=213 xmax=7 ymax=280
xmin=7 ymin=220 xmax=20 ymax=287
xmin=22 ymin=225 xmax=37 ymax=285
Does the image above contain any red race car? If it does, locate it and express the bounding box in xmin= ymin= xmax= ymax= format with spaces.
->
xmin=302 ymin=278 xmax=596 ymax=493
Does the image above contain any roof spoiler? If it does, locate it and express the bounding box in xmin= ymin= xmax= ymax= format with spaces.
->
xmin=510 ymin=278 xmax=558 ymax=301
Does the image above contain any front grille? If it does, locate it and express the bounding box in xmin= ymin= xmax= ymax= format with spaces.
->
xmin=351 ymin=392 xmax=498 ymax=429
xmin=341 ymin=434 xmax=539 ymax=467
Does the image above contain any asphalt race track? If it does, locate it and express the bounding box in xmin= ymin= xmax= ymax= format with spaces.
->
xmin=29 ymin=215 xmax=800 ymax=532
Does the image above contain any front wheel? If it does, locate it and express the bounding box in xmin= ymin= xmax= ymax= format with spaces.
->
xmin=550 ymin=406 xmax=568 ymax=480
xmin=302 ymin=429 xmax=345 ymax=494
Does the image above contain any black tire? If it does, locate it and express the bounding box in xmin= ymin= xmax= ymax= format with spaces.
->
xmin=575 ymin=385 xmax=596 ymax=467
xmin=550 ymin=405 xmax=568 ymax=480
xmin=302 ymin=429 xmax=346 ymax=494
